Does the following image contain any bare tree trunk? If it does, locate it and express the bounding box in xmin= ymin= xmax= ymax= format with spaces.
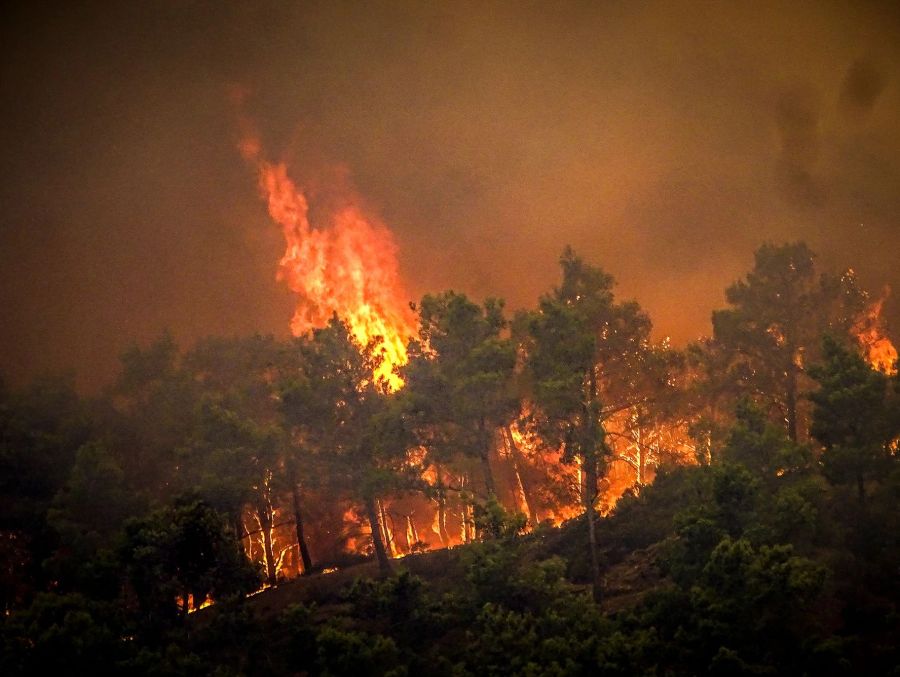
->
xmin=459 ymin=501 xmax=468 ymax=543
xmin=459 ymin=473 xmax=474 ymax=543
xmin=365 ymin=495 xmax=392 ymax=575
xmin=436 ymin=496 xmax=449 ymax=546
xmin=290 ymin=481 xmax=314 ymax=574
xmin=463 ymin=472 xmax=477 ymax=541
xmin=405 ymin=515 xmax=419 ymax=551
xmin=256 ymin=499 xmax=278 ymax=586
xmin=435 ymin=467 xmax=450 ymax=547
xmin=378 ymin=498 xmax=397 ymax=558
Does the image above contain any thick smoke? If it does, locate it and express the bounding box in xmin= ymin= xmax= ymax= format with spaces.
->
xmin=1 ymin=1 xmax=899 ymax=390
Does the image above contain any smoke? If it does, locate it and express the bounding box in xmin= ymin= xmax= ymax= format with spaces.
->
xmin=1 ymin=1 xmax=899 ymax=390
xmin=839 ymin=59 xmax=887 ymax=119
xmin=775 ymin=85 xmax=824 ymax=208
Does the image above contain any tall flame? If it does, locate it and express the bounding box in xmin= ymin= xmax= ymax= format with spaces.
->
xmin=237 ymin=122 xmax=415 ymax=389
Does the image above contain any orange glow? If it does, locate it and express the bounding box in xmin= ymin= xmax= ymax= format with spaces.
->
xmin=238 ymin=130 xmax=415 ymax=389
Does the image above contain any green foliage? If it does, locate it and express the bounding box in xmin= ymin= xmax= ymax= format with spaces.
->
xmin=346 ymin=571 xmax=426 ymax=624
xmin=473 ymin=496 xmax=527 ymax=540
xmin=0 ymin=376 xmax=92 ymax=608
xmin=809 ymin=335 xmax=898 ymax=500
xmin=1 ymin=594 xmax=123 ymax=674
xmin=281 ymin=317 xmax=419 ymax=573
xmin=603 ymin=465 xmax=701 ymax=553
xmin=404 ymin=291 xmax=518 ymax=497
xmin=721 ymin=399 xmax=811 ymax=480
xmin=315 ymin=625 xmax=405 ymax=677
xmin=707 ymin=241 xmax=881 ymax=443
xmin=520 ymin=247 xmax=654 ymax=462
xmin=520 ymin=247 xmax=656 ymax=599
xmin=119 ymin=500 xmax=260 ymax=629
xmin=280 ymin=602 xmax=318 ymax=667
xmin=46 ymin=442 xmax=143 ymax=595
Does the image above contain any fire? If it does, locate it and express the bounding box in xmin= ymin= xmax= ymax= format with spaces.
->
xmin=853 ymin=296 xmax=898 ymax=374
xmin=237 ymin=124 xmax=415 ymax=389
xmin=185 ymin=594 xmax=214 ymax=614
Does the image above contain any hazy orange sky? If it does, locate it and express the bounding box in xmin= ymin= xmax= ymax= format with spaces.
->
xmin=2 ymin=1 xmax=899 ymax=390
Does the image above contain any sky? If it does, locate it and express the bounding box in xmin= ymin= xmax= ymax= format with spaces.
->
xmin=1 ymin=0 xmax=899 ymax=391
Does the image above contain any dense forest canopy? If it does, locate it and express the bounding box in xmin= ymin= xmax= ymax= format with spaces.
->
xmin=2 ymin=241 xmax=898 ymax=675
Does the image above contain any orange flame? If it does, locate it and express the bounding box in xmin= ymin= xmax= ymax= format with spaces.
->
xmin=238 ymin=124 xmax=415 ymax=389
xmin=853 ymin=295 xmax=898 ymax=374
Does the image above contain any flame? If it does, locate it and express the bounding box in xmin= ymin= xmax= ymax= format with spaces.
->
xmin=185 ymin=594 xmax=214 ymax=614
xmin=342 ymin=506 xmax=365 ymax=554
xmin=238 ymin=126 xmax=415 ymax=389
xmin=853 ymin=296 xmax=898 ymax=374
xmin=508 ymin=417 xmax=582 ymax=526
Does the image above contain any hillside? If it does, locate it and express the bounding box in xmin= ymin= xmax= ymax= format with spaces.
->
xmin=171 ymin=454 xmax=899 ymax=677
xmin=2 ymin=243 xmax=898 ymax=675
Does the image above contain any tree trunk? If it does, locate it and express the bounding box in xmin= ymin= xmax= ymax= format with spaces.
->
xmin=290 ymin=481 xmax=314 ymax=575
xmin=585 ymin=368 xmax=602 ymax=602
xmin=232 ymin=512 xmax=245 ymax=546
xmin=256 ymin=500 xmax=278 ymax=586
xmin=435 ymin=467 xmax=450 ymax=547
xmin=378 ymin=498 xmax=397 ymax=558
xmin=406 ymin=515 xmax=419 ymax=552
xmin=365 ymin=495 xmax=392 ymax=575
xmin=459 ymin=473 xmax=475 ymax=542
xmin=505 ymin=425 xmax=540 ymax=527
xmin=583 ymin=452 xmax=603 ymax=603
xmin=637 ymin=427 xmax=647 ymax=488
xmin=479 ymin=420 xmax=496 ymax=497
xmin=436 ymin=495 xmax=449 ymax=546
xmin=481 ymin=451 xmax=496 ymax=497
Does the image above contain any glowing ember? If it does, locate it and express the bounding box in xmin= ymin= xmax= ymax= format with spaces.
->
xmin=237 ymin=124 xmax=415 ymax=389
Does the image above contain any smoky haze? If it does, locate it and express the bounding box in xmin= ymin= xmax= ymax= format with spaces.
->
xmin=1 ymin=1 xmax=899 ymax=391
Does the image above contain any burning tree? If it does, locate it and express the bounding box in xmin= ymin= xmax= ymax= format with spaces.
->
xmin=518 ymin=247 xmax=657 ymax=601
xmin=237 ymin=114 xmax=416 ymax=391
xmin=709 ymin=242 xmax=898 ymax=444
xmin=281 ymin=317 xmax=416 ymax=574
xmin=120 ymin=499 xmax=259 ymax=626
xmin=403 ymin=292 xmax=519 ymax=529
xmin=809 ymin=335 xmax=900 ymax=503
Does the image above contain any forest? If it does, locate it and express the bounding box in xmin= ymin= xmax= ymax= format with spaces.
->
xmin=1 ymin=241 xmax=898 ymax=675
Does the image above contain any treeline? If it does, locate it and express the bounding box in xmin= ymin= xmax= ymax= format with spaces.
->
xmin=1 ymin=242 xmax=899 ymax=673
